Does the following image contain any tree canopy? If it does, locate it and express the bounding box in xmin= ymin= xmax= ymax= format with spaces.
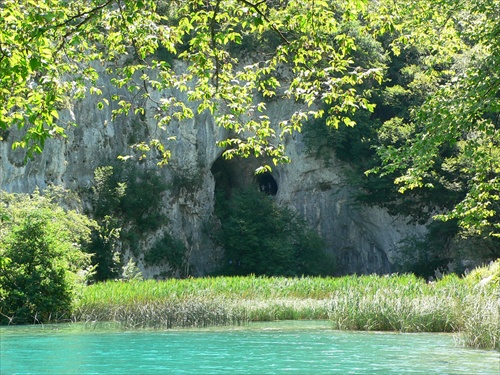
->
xmin=1 ymin=0 xmax=382 ymax=160
xmin=372 ymin=0 xmax=500 ymax=237
xmin=1 ymin=0 xmax=499 ymax=237
xmin=0 ymin=188 xmax=94 ymax=323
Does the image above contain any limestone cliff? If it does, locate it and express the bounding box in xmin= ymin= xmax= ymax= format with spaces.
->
xmin=0 ymin=67 xmax=426 ymax=277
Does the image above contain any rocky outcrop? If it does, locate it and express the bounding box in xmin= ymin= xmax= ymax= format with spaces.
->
xmin=0 ymin=66 xmax=426 ymax=276
xmin=209 ymin=98 xmax=427 ymax=275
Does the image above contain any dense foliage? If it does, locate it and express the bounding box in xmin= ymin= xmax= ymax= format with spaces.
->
xmin=374 ymin=0 xmax=500 ymax=239
xmin=300 ymin=0 xmax=500 ymax=270
xmin=0 ymin=0 xmax=381 ymax=163
xmin=88 ymin=163 xmax=168 ymax=281
xmin=0 ymin=0 xmax=499 ymax=328
xmin=0 ymin=189 xmax=94 ymax=324
xmin=214 ymin=188 xmax=334 ymax=276
xmin=1 ymin=0 xmax=497 ymax=243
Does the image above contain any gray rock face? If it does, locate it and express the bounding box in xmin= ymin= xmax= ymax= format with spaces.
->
xmin=0 ymin=69 xmax=426 ymax=277
xmin=213 ymin=99 xmax=427 ymax=275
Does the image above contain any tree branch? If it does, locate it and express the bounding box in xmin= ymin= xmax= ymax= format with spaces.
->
xmin=211 ymin=0 xmax=222 ymax=92
xmin=238 ymin=0 xmax=290 ymax=45
xmin=55 ymin=0 xmax=117 ymax=54
xmin=54 ymin=0 xmax=117 ymax=30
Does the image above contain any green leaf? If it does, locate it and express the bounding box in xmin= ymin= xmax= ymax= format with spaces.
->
xmin=29 ymin=58 xmax=41 ymax=71
xmin=253 ymin=17 xmax=263 ymax=27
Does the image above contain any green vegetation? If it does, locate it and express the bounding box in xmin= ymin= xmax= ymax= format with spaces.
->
xmin=213 ymin=188 xmax=334 ymax=276
xmin=2 ymin=0 xmax=497 ymax=240
xmin=88 ymin=163 xmax=168 ymax=281
xmin=91 ymin=163 xmax=168 ymax=233
xmin=375 ymin=0 xmax=500 ymax=239
xmin=301 ymin=0 xmax=500 ymax=270
xmin=1 ymin=0 xmax=498 ymax=352
xmin=73 ymin=265 xmax=499 ymax=350
xmin=143 ymin=233 xmax=188 ymax=278
xmin=0 ymin=189 xmax=94 ymax=324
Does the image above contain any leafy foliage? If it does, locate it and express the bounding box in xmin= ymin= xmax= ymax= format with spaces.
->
xmin=1 ymin=0 xmax=498 ymax=265
xmin=87 ymin=162 xmax=169 ymax=280
xmin=0 ymin=189 xmax=94 ymax=324
xmin=92 ymin=163 xmax=168 ymax=231
xmin=144 ymin=233 xmax=188 ymax=277
xmin=302 ymin=0 xmax=499 ymax=244
xmin=87 ymin=215 xmax=122 ymax=282
xmin=0 ymin=0 xmax=382 ymax=164
xmin=373 ymin=0 xmax=500 ymax=237
xmin=302 ymin=15 xmax=463 ymax=218
xmin=214 ymin=188 xmax=334 ymax=276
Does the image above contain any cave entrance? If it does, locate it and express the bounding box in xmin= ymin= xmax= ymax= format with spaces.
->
xmin=211 ymin=156 xmax=278 ymax=197
xmin=257 ymin=173 xmax=278 ymax=196
xmin=211 ymin=156 xmax=236 ymax=199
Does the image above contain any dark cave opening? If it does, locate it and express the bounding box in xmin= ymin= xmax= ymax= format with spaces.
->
xmin=257 ymin=173 xmax=278 ymax=196
xmin=211 ymin=156 xmax=278 ymax=197
xmin=211 ymin=157 xmax=235 ymax=199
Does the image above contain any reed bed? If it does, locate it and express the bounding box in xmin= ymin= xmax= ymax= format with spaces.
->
xmin=456 ymin=290 xmax=500 ymax=349
xmin=73 ymin=273 xmax=499 ymax=350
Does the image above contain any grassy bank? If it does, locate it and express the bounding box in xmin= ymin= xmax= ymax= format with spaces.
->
xmin=73 ymin=266 xmax=499 ymax=350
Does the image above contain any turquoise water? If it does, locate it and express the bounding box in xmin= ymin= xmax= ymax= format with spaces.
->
xmin=1 ymin=321 xmax=498 ymax=374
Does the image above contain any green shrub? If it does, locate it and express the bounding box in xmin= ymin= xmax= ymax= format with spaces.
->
xmin=144 ymin=233 xmax=187 ymax=277
xmin=88 ymin=163 xmax=169 ymax=280
xmin=214 ymin=188 xmax=334 ymax=276
xmin=464 ymin=259 xmax=500 ymax=287
xmin=0 ymin=189 xmax=94 ymax=324
xmin=92 ymin=163 xmax=168 ymax=232
xmin=87 ymin=215 xmax=122 ymax=282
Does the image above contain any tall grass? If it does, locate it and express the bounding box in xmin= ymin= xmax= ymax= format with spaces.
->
xmin=73 ymin=277 xmax=335 ymax=328
xmin=73 ymin=269 xmax=499 ymax=350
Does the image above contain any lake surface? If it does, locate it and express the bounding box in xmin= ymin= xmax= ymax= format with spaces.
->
xmin=1 ymin=321 xmax=498 ymax=374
